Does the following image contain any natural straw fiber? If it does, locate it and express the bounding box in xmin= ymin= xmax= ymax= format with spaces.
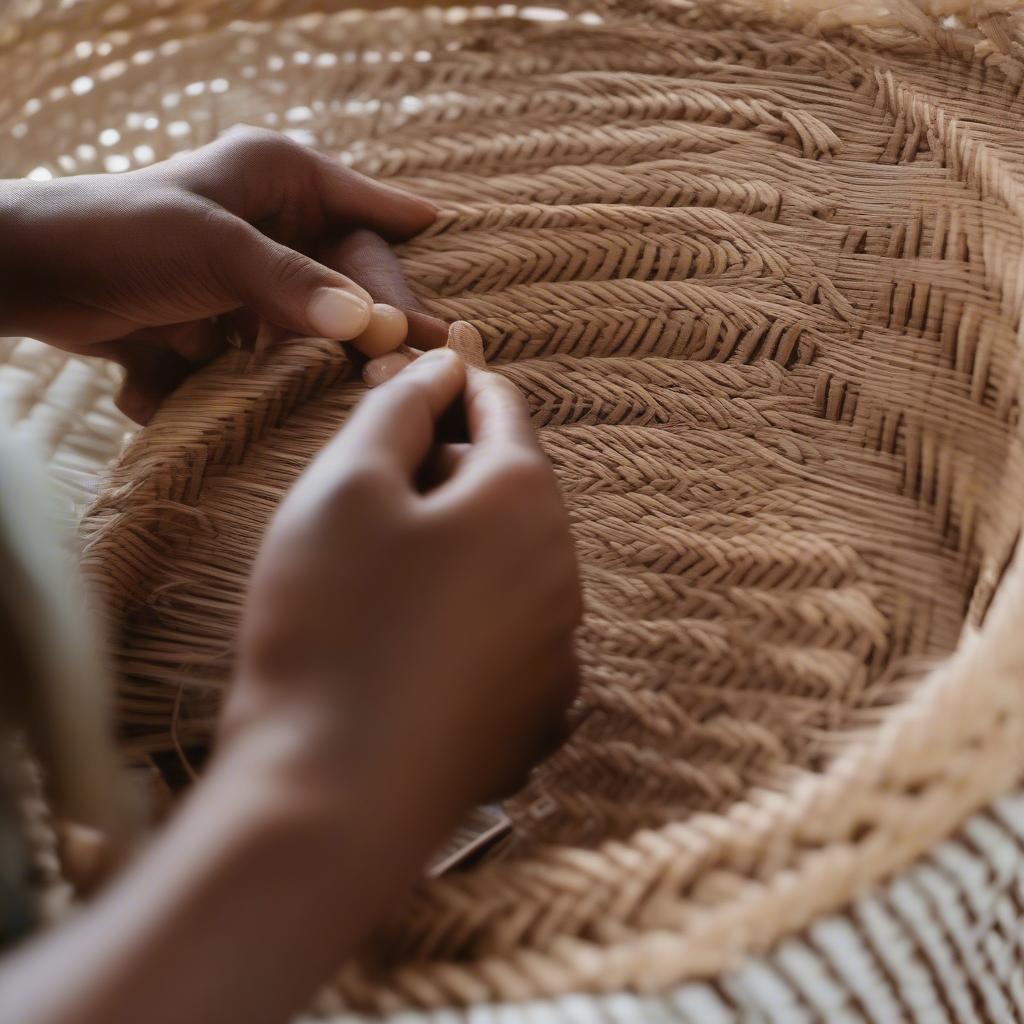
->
xmin=0 ymin=338 xmax=129 ymax=510
xmin=0 ymin=0 xmax=1012 ymax=1015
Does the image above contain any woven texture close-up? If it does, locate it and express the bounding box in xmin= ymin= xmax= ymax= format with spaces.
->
xmin=4 ymin=0 xmax=1024 ymax=1019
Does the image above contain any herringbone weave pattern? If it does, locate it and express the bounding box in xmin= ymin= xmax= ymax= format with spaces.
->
xmin=21 ymin=0 xmax=1021 ymax=1015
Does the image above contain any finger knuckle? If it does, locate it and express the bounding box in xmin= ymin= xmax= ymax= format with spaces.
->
xmin=268 ymin=247 xmax=315 ymax=290
xmin=220 ymin=124 xmax=298 ymax=166
xmin=332 ymin=461 xmax=393 ymax=504
xmin=287 ymin=456 xmax=393 ymax=523
xmin=197 ymin=201 xmax=240 ymax=239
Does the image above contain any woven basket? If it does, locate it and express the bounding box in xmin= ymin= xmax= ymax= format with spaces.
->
xmin=6 ymin=0 xmax=1024 ymax=1018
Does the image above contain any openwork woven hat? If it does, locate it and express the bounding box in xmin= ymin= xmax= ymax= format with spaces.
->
xmin=7 ymin=0 xmax=1020 ymax=1017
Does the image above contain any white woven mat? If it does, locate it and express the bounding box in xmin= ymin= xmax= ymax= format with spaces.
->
xmin=0 ymin=338 xmax=131 ymax=512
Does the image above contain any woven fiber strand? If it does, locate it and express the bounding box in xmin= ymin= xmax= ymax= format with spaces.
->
xmin=49 ymin=0 xmax=1024 ymax=1013
xmin=298 ymin=792 xmax=1024 ymax=1019
xmin=0 ymin=338 xmax=129 ymax=510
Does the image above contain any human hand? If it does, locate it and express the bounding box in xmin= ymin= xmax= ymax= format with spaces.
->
xmin=0 ymin=351 xmax=579 ymax=1024
xmin=0 ymin=126 xmax=446 ymax=423
xmin=319 ymin=227 xmax=450 ymax=387
xmin=226 ymin=349 xmax=581 ymax=818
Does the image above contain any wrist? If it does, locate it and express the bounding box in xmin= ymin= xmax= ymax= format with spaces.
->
xmin=214 ymin=684 xmax=469 ymax=867
xmin=17 ymin=683 xmax=458 ymax=1024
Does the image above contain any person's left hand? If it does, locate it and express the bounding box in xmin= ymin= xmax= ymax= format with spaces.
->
xmin=0 ymin=125 xmax=448 ymax=422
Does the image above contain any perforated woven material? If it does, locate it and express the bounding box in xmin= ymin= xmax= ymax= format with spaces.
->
xmin=19 ymin=0 xmax=1021 ymax=1014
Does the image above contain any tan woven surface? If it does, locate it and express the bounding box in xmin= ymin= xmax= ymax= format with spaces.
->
xmin=6 ymin=0 xmax=1012 ymax=1012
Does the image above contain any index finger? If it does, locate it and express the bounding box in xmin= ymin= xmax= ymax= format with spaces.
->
xmin=313 ymin=154 xmax=437 ymax=242
xmin=463 ymin=368 xmax=541 ymax=455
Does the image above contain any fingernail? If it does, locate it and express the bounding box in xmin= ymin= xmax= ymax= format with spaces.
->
xmin=363 ymin=352 xmax=411 ymax=386
xmin=307 ymin=287 xmax=372 ymax=339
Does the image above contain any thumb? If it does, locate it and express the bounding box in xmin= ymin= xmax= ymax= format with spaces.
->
xmin=335 ymin=348 xmax=467 ymax=478
xmin=216 ymin=214 xmax=374 ymax=339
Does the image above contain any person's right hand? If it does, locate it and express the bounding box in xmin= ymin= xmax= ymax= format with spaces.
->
xmin=0 ymin=350 xmax=579 ymax=1024
xmin=225 ymin=348 xmax=581 ymax=818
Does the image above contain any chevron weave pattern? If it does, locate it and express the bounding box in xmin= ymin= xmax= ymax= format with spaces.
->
xmin=46 ymin=0 xmax=1024 ymax=1015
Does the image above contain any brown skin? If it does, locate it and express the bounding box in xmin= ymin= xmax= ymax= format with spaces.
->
xmin=0 ymin=125 xmax=448 ymax=421
xmin=0 ymin=132 xmax=581 ymax=1023
xmin=232 ymin=349 xmax=581 ymax=805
